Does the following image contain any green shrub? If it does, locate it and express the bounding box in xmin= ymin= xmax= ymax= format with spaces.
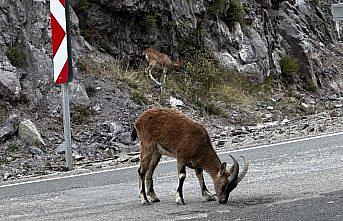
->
xmin=0 ymin=105 xmax=8 ymax=123
xmin=304 ymin=81 xmax=318 ymax=92
xmin=142 ymin=14 xmax=157 ymax=29
xmin=205 ymin=0 xmax=226 ymax=17
xmin=72 ymin=106 xmax=96 ymax=125
xmin=281 ymin=54 xmax=299 ymax=79
xmin=80 ymin=29 xmax=95 ymax=43
xmin=167 ymin=51 xmax=253 ymax=109
xmin=79 ymin=0 xmax=89 ymax=12
xmin=225 ymin=0 xmax=245 ymax=29
xmin=5 ymin=46 xmax=25 ymax=67
xmin=7 ymin=142 xmax=18 ymax=152
xmin=197 ymin=100 xmax=225 ymax=116
xmin=312 ymin=0 xmax=320 ymax=6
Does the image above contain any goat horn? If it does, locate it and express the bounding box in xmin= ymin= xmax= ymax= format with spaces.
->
xmin=228 ymin=155 xmax=239 ymax=183
xmin=237 ymin=156 xmax=250 ymax=184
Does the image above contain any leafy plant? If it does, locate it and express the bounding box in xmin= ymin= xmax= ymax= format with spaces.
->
xmin=167 ymin=51 xmax=255 ymax=110
xmin=142 ymin=14 xmax=157 ymax=29
xmin=205 ymin=0 xmax=226 ymax=17
xmin=72 ymin=106 xmax=96 ymax=125
xmin=225 ymin=0 xmax=245 ymax=29
xmin=197 ymin=100 xmax=225 ymax=116
xmin=304 ymin=81 xmax=318 ymax=92
xmin=281 ymin=54 xmax=299 ymax=81
xmin=79 ymin=0 xmax=89 ymax=12
xmin=5 ymin=46 xmax=25 ymax=67
xmin=7 ymin=142 xmax=18 ymax=152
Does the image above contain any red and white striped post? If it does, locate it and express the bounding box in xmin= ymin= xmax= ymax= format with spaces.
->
xmin=50 ymin=0 xmax=74 ymax=170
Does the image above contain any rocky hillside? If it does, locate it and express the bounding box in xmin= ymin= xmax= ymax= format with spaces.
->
xmin=1 ymin=0 xmax=343 ymax=182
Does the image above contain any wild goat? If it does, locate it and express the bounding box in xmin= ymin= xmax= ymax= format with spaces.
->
xmin=131 ymin=108 xmax=249 ymax=205
xmin=142 ymin=48 xmax=182 ymax=87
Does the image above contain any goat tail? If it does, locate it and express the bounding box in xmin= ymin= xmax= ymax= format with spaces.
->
xmin=131 ymin=126 xmax=138 ymax=141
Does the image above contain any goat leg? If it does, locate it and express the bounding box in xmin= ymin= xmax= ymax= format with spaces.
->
xmin=195 ymin=166 xmax=216 ymax=201
xmin=175 ymin=163 xmax=186 ymax=205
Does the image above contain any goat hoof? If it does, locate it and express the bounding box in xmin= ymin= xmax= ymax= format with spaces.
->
xmin=176 ymin=201 xmax=186 ymax=205
xmin=203 ymin=191 xmax=216 ymax=201
xmin=175 ymin=197 xmax=186 ymax=205
xmin=151 ymin=198 xmax=160 ymax=203
xmin=141 ymin=200 xmax=150 ymax=205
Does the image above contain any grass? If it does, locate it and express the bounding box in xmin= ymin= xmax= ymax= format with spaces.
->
xmin=78 ymin=52 xmax=272 ymax=117
xmin=132 ymin=90 xmax=149 ymax=105
xmin=168 ymin=52 xmax=255 ymax=109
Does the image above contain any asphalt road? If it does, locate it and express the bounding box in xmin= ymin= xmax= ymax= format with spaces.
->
xmin=0 ymin=133 xmax=343 ymax=221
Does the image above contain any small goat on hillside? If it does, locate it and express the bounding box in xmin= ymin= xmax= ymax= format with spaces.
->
xmin=142 ymin=48 xmax=182 ymax=87
xmin=131 ymin=108 xmax=249 ymax=205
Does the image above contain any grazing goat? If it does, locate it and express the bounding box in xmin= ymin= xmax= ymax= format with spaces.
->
xmin=142 ymin=48 xmax=182 ymax=87
xmin=131 ymin=108 xmax=249 ymax=205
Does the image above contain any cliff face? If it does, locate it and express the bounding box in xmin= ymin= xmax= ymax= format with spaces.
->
xmin=72 ymin=0 xmax=339 ymax=86
xmin=0 ymin=0 xmax=341 ymax=103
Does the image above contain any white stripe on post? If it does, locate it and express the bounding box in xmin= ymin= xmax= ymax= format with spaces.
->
xmin=50 ymin=0 xmax=67 ymax=32
xmin=53 ymin=36 xmax=68 ymax=82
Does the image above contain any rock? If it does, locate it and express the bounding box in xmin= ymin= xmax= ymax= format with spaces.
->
xmin=281 ymin=119 xmax=290 ymax=125
xmin=216 ymin=139 xmax=226 ymax=146
xmin=0 ymin=58 xmax=21 ymax=98
xmin=0 ymin=114 xmax=20 ymax=143
xmin=169 ymin=96 xmax=184 ymax=108
xmin=231 ymin=127 xmax=248 ymax=136
xmin=93 ymin=103 xmax=102 ymax=112
xmin=301 ymin=103 xmax=310 ymax=111
xmin=19 ymin=119 xmax=45 ymax=146
xmin=264 ymin=113 xmax=273 ymax=119
xmin=73 ymin=152 xmax=85 ymax=161
xmin=56 ymin=143 xmax=78 ymax=154
xmin=29 ymin=146 xmax=44 ymax=156
xmin=231 ymin=136 xmax=245 ymax=144
xmin=100 ymin=121 xmax=125 ymax=135
xmin=213 ymin=51 xmax=239 ymax=71
xmin=334 ymin=104 xmax=343 ymax=108
xmin=3 ymin=172 xmax=11 ymax=181
xmin=117 ymin=132 xmax=133 ymax=145
xmin=267 ymin=106 xmax=274 ymax=110
xmin=129 ymin=155 xmax=140 ymax=163
xmin=328 ymin=94 xmax=338 ymax=101
xmin=69 ymin=81 xmax=91 ymax=106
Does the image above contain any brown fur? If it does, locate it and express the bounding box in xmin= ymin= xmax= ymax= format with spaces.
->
xmin=142 ymin=48 xmax=183 ymax=86
xmin=134 ymin=108 xmax=247 ymax=204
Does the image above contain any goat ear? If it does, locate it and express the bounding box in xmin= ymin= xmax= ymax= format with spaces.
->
xmin=220 ymin=162 xmax=227 ymax=176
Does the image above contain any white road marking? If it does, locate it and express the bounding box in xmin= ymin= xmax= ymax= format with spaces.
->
xmin=1 ymin=131 xmax=343 ymax=189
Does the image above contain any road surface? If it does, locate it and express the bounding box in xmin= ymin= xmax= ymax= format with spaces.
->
xmin=0 ymin=133 xmax=343 ymax=220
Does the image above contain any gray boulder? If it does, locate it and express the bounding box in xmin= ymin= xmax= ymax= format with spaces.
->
xmin=69 ymin=81 xmax=91 ymax=106
xmin=19 ymin=119 xmax=45 ymax=146
xmin=0 ymin=114 xmax=20 ymax=143
xmin=0 ymin=57 xmax=21 ymax=98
